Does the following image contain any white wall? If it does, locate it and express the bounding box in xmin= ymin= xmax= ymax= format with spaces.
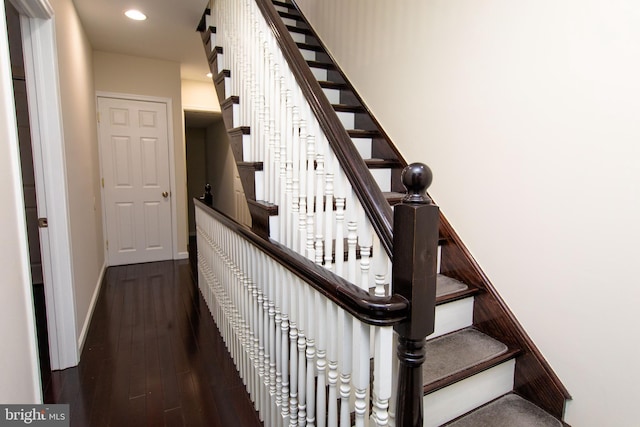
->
xmin=93 ymin=51 xmax=189 ymax=257
xmin=182 ymin=79 xmax=220 ymax=112
xmin=295 ymin=0 xmax=640 ymax=425
xmin=0 ymin=1 xmax=41 ymax=402
xmin=49 ymin=0 xmax=105 ymax=352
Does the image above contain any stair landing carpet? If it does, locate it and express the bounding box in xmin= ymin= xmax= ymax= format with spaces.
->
xmin=444 ymin=393 xmax=563 ymax=427
xmin=436 ymin=274 xmax=468 ymax=298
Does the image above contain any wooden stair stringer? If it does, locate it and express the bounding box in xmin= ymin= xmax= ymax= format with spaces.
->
xmin=438 ymin=215 xmax=571 ymax=418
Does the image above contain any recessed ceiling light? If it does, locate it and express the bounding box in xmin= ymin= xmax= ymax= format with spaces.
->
xmin=125 ymin=9 xmax=147 ymax=21
xmin=206 ymin=73 xmax=213 ymax=78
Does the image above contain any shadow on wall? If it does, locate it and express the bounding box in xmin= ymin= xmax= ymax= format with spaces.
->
xmin=185 ymin=110 xmax=247 ymax=234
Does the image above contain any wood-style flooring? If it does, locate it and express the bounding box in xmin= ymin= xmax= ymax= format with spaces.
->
xmin=45 ymin=260 xmax=262 ymax=427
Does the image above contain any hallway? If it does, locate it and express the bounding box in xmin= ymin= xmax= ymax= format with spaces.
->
xmin=45 ymin=260 xmax=263 ymax=427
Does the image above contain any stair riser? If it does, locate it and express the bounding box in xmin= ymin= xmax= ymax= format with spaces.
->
xmin=289 ymin=31 xmax=306 ymax=44
xmin=310 ymin=66 xmax=328 ymax=81
xmin=322 ymin=87 xmax=340 ymax=104
xmin=431 ymin=297 xmax=474 ymax=339
xmin=281 ymin=16 xmax=297 ymax=26
xmin=300 ymin=48 xmax=316 ymax=61
xmin=351 ymin=137 xmax=372 ymax=159
xmin=369 ymin=168 xmax=391 ymax=192
xmin=423 ymin=360 xmax=516 ymax=427
xmin=214 ymin=52 xmax=224 ymax=75
xmin=274 ymin=4 xmax=289 ymax=13
xmin=336 ymin=111 xmax=355 ymax=129
xmin=214 ymin=75 xmax=231 ymax=102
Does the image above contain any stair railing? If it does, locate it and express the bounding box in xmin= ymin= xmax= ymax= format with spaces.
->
xmin=195 ymin=162 xmax=438 ymax=427
xmin=205 ymin=0 xmax=393 ymax=290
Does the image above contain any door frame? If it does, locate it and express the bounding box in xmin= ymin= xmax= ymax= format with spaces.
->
xmin=96 ymin=92 xmax=179 ymax=265
xmin=10 ymin=0 xmax=79 ymax=371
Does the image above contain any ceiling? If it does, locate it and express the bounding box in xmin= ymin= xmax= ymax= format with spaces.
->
xmin=72 ymin=0 xmax=212 ymax=82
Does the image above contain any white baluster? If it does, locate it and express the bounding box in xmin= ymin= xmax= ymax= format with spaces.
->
xmin=297 ymin=119 xmax=307 ymax=254
xmin=315 ymin=153 xmax=325 ymax=267
xmin=306 ymin=285 xmax=317 ymax=427
xmin=327 ymin=301 xmax=339 ymax=427
xmin=334 ymin=172 xmax=346 ymax=279
xmin=280 ymin=268 xmax=290 ymax=426
xmin=339 ymin=309 xmax=352 ymax=427
xmin=289 ymin=273 xmax=299 ymax=427
xmin=291 ymin=106 xmax=301 ymax=253
xmin=347 ymin=219 xmax=358 ymax=284
xmin=316 ymin=294 xmax=328 ymax=427
xmin=324 ymin=156 xmax=334 ymax=272
xmin=372 ymin=326 xmax=393 ymax=427
xmin=306 ymin=135 xmax=316 ymax=262
xmin=297 ymin=274 xmax=307 ymax=427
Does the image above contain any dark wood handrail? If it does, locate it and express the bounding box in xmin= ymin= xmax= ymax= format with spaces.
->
xmin=195 ymin=198 xmax=409 ymax=326
xmin=253 ymin=0 xmax=395 ymax=259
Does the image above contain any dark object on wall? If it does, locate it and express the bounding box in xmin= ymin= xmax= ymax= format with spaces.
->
xmin=200 ymin=183 xmax=213 ymax=206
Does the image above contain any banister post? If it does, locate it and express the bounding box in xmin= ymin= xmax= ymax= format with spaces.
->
xmin=393 ymin=163 xmax=439 ymax=427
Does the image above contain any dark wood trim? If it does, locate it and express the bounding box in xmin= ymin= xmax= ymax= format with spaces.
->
xmin=306 ymin=60 xmax=336 ymax=70
xmin=296 ymin=42 xmax=324 ymax=52
xmin=439 ymin=215 xmax=571 ymax=418
xmin=332 ymin=104 xmax=365 ymax=113
xmin=213 ymin=69 xmax=230 ymax=100
xmin=277 ymin=10 xmax=302 ymax=21
xmin=347 ymin=129 xmax=381 ymax=138
xmin=195 ymin=199 xmax=409 ymax=326
xmin=273 ymin=0 xmax=296 ymax=9
xmin=255 ymin=0 xmax=395 ymax=258
xmin=228 ymin=125 xmax=250 ymax=161
xmin=365 ymin=159 xmax=403 ymax=169
xmin=285 ymin=25 xmax=313 ymax=36
xmin=196 ymin=8 xmax=211 ymax=32
xmin=285 ymin=0 xmax=408 ymax=174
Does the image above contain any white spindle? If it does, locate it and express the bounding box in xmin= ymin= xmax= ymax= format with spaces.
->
xmin=324 ymin=155 xmax=334 ymax=272
xmin=297 ymin=270 xmax=307 ymax=427
xmin=339 ymin=308 xmax=352 ymax=427
xmin=306 ymin=135 xmax=316 ymax=262
xmin=305 ymin=283 xmax=317 ymax=427
xmin=315 ymin=153 xmax=325 ymax=267
xmin=327 ymin=301 xmax=339 ymax=427
xmin=372 ymin=326 xmax=393 ymax=427
xmin=289 ymin=271 xmax=299 ymax=427
xmin=198 ymin=1 xmax=405 ymax=425
xmin=297 ymin=118 xmax=307 ymax=253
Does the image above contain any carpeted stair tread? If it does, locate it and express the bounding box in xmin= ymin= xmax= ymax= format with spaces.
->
xmin=423 ymin=328 xmax=508 ymax=385
xmin=445 ymin=393 xmax=562 ymax=427
xmin=436 ymin=274 xmax=468 ymax=298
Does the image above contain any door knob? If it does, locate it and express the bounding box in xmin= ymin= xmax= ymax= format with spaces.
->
xmin=162 ymin=191 xmax=169 ymax=198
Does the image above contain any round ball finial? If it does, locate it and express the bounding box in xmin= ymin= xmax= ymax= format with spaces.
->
xmin=401 ymin=162 xmax=432 ymax=204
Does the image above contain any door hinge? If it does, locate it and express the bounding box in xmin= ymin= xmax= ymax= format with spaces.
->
xmin=101 ymin=178 xmax=104 ymax=188
xmin=106 ymin=240 xmax=108 ymax=250
xmin=38 ymin=218 xmax=48 ymax=228
xmin=97 ymin=112 xmax=100 ymax=123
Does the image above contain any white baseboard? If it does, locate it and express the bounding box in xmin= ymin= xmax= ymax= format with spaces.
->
xmin=176 ymin=251 xmax=189 ymax=260
xmin=77 ymin=261 xmax=106 ymax=354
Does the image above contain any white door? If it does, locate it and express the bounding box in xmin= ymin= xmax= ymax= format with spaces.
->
xmin=98 ymin=97 xmax=173 ymax=265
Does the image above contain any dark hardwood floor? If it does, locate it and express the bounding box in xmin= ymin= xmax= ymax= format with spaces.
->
xmin=45 ymin=259 xmax=263 ymax=427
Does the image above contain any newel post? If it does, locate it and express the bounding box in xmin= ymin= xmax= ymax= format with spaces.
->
xmin=393 ymin=163 xmax=439 ymax=427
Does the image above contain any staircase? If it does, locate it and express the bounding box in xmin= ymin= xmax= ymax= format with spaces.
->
xmin=198 ymin=0 xmax=570 ymax=425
